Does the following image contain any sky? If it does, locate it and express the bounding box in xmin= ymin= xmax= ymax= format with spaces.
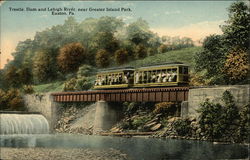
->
xmin=0 ymin=0 xmax=235 ymax=69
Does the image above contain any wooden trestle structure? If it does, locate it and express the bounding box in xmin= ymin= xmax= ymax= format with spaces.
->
xmin=51 ymin=87 xmax=189 ymax=102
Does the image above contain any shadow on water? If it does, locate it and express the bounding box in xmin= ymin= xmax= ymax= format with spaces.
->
xmin=0 ymin=134 xmax=249 ymax=160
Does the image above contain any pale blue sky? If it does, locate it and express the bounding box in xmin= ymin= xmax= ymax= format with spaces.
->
xmin=0 ymin=1 xmax=235 ymax=68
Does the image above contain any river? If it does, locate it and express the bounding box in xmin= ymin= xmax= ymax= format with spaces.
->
xmin=0 ymin=134 xmax=248 ymax=160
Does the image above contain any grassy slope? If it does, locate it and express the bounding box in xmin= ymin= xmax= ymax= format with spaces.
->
xmin=33 ymin=47 xmax=201 ymax=93
xmin=124 ymin=46 xmax=201 ymax=69
xmin=33 ymin=81 xmax=64 ymax=93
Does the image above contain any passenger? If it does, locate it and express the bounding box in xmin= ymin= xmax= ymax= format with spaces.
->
xmin=169 ymin=70 xmax=177 ymax=82
xmin=118 ymin=74 xmax=122 ymax=84
xmin=135 ymin=72 xmax=139 ymax=84
xmin=162 ymin=71 xmax=167 ymax=82
xmin=151 ymin=72 xmax=156 ymax=83
xmin=157 ymin=72 xmax=162 ymax=83
xmin=166 ymin=71 xmax=171 ymax=82
xmin=101 ymin=76 xmax=106 ymax=85
xmin=143 ymin=72 xmax=147 ymax=83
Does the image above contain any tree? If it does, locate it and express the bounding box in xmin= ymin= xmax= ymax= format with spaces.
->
xmin=57 ymin=42 xmax=86 ymax=73
xmin=126 ymin=18 xmax=153 ymax=45
xmin=194 ymin=35 xmax=226 ymax=83
xmin=221 ymin=1 xmax=250 ymax=51
xmin=18 ymin=66 xmax=32 ymax=85
xmin=4 ymin=66 xmax=21 ymax=88
xmin=95 ymin=49 xmax=110 ymax=67
xmin=134 ymin=44 xmax=147 ymax=59
xmin=33 ymin=50 xmax=55 ymax=83
xmin=223 ymin=47 xmax=249 ymax=84
xmin=114 ymin=48 xmax=129 ymax=65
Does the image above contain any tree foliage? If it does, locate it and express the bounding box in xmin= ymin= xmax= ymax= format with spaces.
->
xmin=95 ymin=49 xmax=110 ymax=67
xmin=221 ymin=1 xmax=250 ymax=50
xmin=194 ymin=1 xmax=249 ymax=85
xmin=114 ymin=48 xmax=129 ymax=65
xmin=57 ymin=42 xmax=86 ymax=73
xmin=223 ymin=47 xmax=249 ymax=83
xmin=33 ymin=50 xmax=55 ymax=83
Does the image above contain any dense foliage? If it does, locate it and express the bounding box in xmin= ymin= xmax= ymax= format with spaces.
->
xmin=194 ymin=1 xmax=249 ymax=85
xmin=198 ymin=90 xmax=248 ymax=142
xmin=1 ymin=16 xmax=194 ymax=90
xmin=0 ymin=89 xmax=25 ymax=111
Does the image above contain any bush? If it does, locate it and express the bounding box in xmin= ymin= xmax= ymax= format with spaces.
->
xmin=172 ymin=119 xmax=191 ymax=136
xmin=198 ymin=91 xmax=241 ymax=141
xmin=198 ymin=99 xmax=225 ymax=139
xmin=237 ymin=104 xmax=250 ymax=142
xmin=23 ymin=85 xmax=35 ymax=94
xmin=132 ymin=115 xmax=151 ymax=129
xmin=63 ymin=77 xmax=93 ymax=91
xmin=77 ymin=65 xmax=96 ymax=78
xmin=153 ymin=102 xmax=176 ymax=115
xmin=0 ymin=88 xmax=25 ymax=111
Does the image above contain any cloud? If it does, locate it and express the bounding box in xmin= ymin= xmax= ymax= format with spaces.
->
xmin=165 ymin=10 xmax=181 ymax=15
xmin=151 ymin=20 xmax=225 ymax=44
xmin=117 ymin=15 xmax=133 ymax=21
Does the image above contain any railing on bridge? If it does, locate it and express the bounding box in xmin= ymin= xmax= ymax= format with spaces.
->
xmin=51 ymin=87 xmax=189 ymax=102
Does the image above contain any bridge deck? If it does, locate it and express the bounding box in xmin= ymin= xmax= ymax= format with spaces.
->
xmin=51 ymin=87 xmax=189 ymax=102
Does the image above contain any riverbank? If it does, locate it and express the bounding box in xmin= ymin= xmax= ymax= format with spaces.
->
xmin=0 ymin=147 xmax=129 ymax=160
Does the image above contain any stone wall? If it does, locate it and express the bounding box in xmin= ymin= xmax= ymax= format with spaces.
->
xmin=23 ymin=93 xmax=61 ymax=132
xmin=183 ymin=85 xmax=250 ymax=118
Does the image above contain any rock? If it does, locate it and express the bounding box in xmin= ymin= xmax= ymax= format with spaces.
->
xmin=110 ymin=127 xmax=121 ymax=133
xmin=150 ymin=124 xmax=162 ymax=131
xmin=144 ymin=121 xmax=157 ymax=128
xmin=167 ymin=117 xmax=181 ymax=123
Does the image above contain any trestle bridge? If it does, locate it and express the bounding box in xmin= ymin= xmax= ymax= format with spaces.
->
xmin=51 ymin=87 xmax=189 ymax=103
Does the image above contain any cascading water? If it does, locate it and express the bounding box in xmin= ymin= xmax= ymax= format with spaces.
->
xmin=0 ymin=113 xmax=49 ymax=134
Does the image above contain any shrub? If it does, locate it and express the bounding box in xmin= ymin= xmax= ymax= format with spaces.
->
xmin=77 ymin=65 xmax=95 ymax=78
xmin=236 ymin=104 xmax=250 ymax=142
xmin=153 ymin=102 xmax=176 ymax=115
xmin=198 ymin=91 xmax=241 ymax=141
xmin=123 ymin=102 xmax=140 ymax=115
xmin=74 ymin=77 xmax=93 ymax=91
xmin=0 ymin=88 xmax=25 ymax=111
xmin=63 ymin=77 xmax=93 ymax=91
xmin=132 ymin=115 xmax=151 ymax=129
xmin=63 ymin=78 xmax=77 ymax=91
xmin=172 ymin=119 xmax=191 ymax=136
xmin=23 ymin=85 xmax=35 ymax=94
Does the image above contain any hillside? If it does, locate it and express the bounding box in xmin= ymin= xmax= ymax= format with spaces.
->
xmin=124 ymin=46 xmax=201 ymax=70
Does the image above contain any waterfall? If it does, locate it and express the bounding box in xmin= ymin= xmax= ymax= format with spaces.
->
xmin=0 ymin=114 xmax=49 ymax=134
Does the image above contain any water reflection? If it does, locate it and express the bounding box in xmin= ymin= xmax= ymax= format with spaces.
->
xmin=0 ymin=134 xmax=248 ymax=160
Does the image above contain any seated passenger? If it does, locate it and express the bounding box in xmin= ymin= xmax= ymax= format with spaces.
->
xmin=157 ymin=72 xmax=162 ymax=83
xmin=151 ymin=72 xmax=156 ymax=83
xmin=166 ymin=71 xmax=171 ymax=82
xmin=135 ymin=72 xmax=139 ymax=84
xmin=169 ymin=71 xmax=177 ymax=82
xmin=162 ymin=71 xmax=167 ymax=82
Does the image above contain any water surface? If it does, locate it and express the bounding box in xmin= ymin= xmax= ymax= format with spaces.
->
xmin=0 ymin=134 xmax=248 ymax=160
